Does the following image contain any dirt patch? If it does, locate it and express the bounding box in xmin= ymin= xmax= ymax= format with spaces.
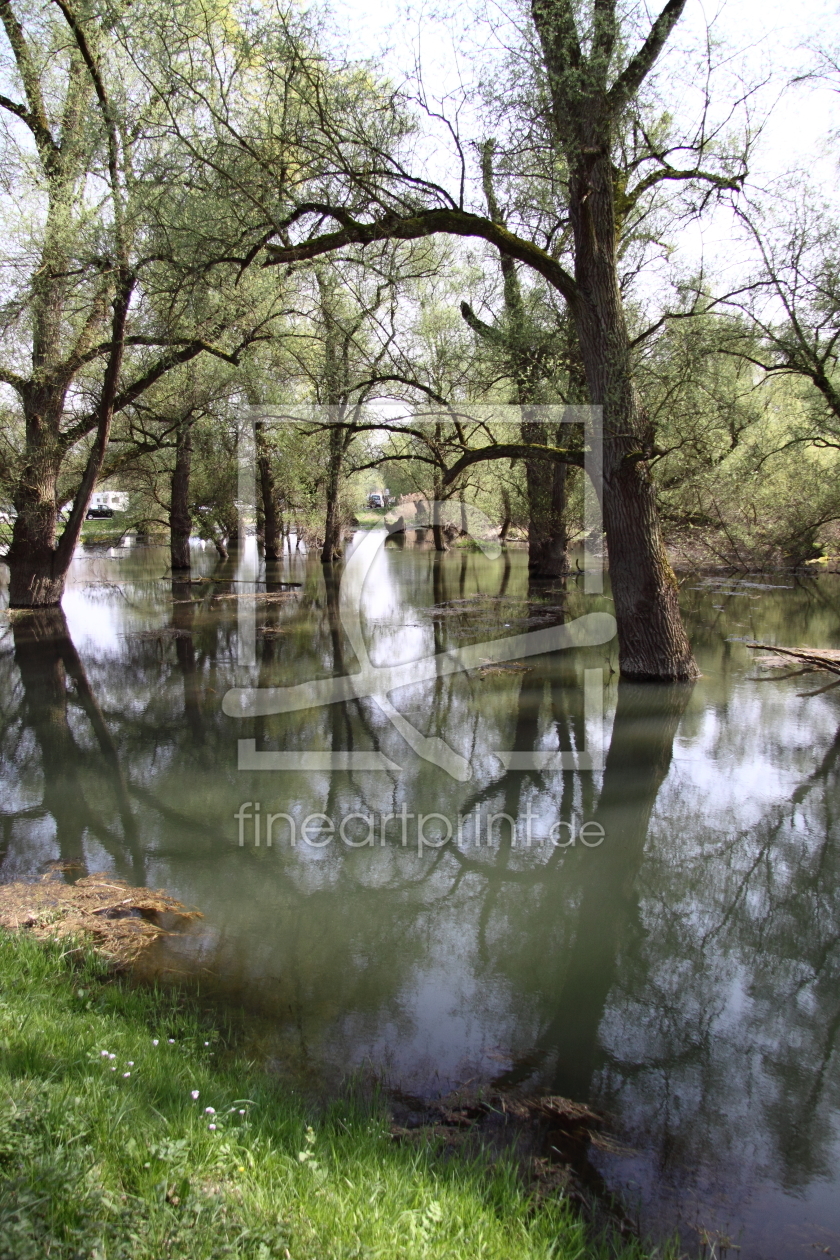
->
xmin=0 ymin=872 xmax=201 ymax=966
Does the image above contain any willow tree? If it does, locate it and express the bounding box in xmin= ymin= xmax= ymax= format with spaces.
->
xmin=263 ymin=0 xmax=750 ymax=679
xmin=459 ymin=140 xmax=587 ymax=579
xmin=0 ymin=0 xmax=134 ymax=606
xmin=0 ymin=0 xmax=301 ymax=606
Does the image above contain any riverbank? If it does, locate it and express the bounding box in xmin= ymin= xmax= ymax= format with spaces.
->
xmin=0 ymin=929 xmax=659 ymax=1259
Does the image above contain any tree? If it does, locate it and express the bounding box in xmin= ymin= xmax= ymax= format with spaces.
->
xmin=250 ymin=242 xmax=465 ymax=561
xmin=460 ymin=140 xmax=586 ymax=578
xmin=0 ymin=0 xmax=297 ymax=606
xmin=723 ymin=192 xmax=840 ymax=454
xmin=632 ymin=306 xmax=840 ymax=568
xmin=0 ymin=0 xmax=135 ymax=606
xmin=262 ymin=0 xmax=749 ymax=678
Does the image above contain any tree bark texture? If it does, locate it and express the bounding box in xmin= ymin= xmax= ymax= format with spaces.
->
xmin=321 ymin=423 xmax=345 ymax=564
xmin=567 ymin=154 xmax=693 ymax=677
xmin=531 ymin=0 xmax=696 ymax=678
xmin=256 ymin=420 xmax=282 ymax=560
xmin=169 ymin=419 xmax=193 ymax=571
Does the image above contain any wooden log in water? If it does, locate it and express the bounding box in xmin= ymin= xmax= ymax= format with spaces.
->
xmin=747 ymin=642 xmax=840 ymax=675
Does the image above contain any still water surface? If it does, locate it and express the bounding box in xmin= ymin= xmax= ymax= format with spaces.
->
xmin=1 ymin=536 xmax=839 ymax=1257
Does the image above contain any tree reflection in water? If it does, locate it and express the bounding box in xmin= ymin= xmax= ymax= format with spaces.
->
xmin=7 ymin=608 xmax=143 ymax=882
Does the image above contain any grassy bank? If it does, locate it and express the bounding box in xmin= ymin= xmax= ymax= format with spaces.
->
xmin=0 ymin=932 xmax=650 ymax=1260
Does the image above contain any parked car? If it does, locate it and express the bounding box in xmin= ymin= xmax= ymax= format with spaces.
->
xmin=368 ymin=493 xmax=385 ymax=509
xmin=86 ymin=506 xmax=114 ymax=519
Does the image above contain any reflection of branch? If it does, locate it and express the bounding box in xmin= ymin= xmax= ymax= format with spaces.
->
xmin=697 ymin=723 xmax=840 ymax=951
xmin=58 ymin=634 xmax=142 ymax=870
xmin=799 ymin=676 xmax=840 ymax=699
xmin=127 ymin=784 xmax=230 ymax=847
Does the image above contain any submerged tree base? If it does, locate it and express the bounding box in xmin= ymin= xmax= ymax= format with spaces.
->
xmin=7 ymin=565 xmax=67 ymax=609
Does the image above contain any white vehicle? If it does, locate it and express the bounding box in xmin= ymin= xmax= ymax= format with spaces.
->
xmin=90 ymin=490 xmax=129 ymax=512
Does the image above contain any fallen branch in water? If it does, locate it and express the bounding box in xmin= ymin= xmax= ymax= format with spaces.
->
xmin=747 ymin=642 xmax=840 ymax=676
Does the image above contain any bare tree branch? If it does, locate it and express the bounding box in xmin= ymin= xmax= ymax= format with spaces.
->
xmin=608 ymin=0 xmax=689 ymax=117
xmin=263 ymin=205 xmax=579 ymax=305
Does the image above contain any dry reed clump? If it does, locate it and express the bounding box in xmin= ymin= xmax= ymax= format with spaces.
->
xmin=0 ymin=872 xmax=201 ymax=966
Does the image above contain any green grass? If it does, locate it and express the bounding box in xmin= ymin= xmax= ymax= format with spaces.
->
xmin=0 ymin=933 xmax=649 ymax=1259
xmin=78 ymin=515 xmax=141 ymax=545
xmin=353 ymin=510 xmax=387 ymax=527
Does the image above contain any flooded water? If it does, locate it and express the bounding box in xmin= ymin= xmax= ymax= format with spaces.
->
xmin=2 ymin=536 xmax=840 ymax=1258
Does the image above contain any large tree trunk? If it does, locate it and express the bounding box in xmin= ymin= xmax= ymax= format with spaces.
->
xmin=3 ymin=28 xmax=132 ymax=611
xmin=529 ymin=0 xmax=696 ymax=681
xmin=7 ymin=397 xmax=69 ymax=606
xmin=522 ymin=414 xmax=568 ymax=578
xmin=321 ymin=425 xmax=344 ymax=564
xmin=256 ymin=420 xmax=281 ymax=560
xmin=169 ymin=419 xmax=193 ymax=572
xmin=7 ymin=272 xmax=132 ymax=608
xmin=568 ymin=151 xmax=695 ymax=679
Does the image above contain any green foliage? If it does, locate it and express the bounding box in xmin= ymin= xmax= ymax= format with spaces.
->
xmin=640 ymin=313 xmax=840 ymax=567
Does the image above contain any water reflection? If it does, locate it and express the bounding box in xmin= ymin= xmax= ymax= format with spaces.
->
xmin=1 ymin=544 xmax=839 ymax=1256
xmin=9 ymin=607 xmax=143 ymax=882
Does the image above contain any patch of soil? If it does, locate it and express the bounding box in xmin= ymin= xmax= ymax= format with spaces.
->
xmin=0 ymin=873 xmax=201 ymax=966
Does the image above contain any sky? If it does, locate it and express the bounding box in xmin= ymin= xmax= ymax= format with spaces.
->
xmin=324 ymin=0 xmax=840 ymax=181
xmin=320 ymin=0 xmax=840 ymax=286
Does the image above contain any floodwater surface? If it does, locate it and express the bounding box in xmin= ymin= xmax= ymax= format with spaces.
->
xmin=1 ymin=536 xmax=839 ymax=1258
